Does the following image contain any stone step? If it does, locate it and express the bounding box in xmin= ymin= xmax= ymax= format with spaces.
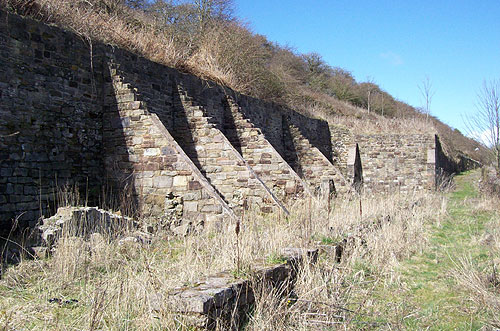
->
xmin=222 ymin=96 xmax=313 ymax=201
xmin=171 ymin=87 xmax=286 ymax=214
xmin=104 ymin=71 xmax=237 ymax=229
xmin=164 ymin=248 xmax=318 ymax=329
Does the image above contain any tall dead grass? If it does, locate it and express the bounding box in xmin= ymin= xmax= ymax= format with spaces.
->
xmin=450 ymin=190 xmax=500 ymax=328
xmin=327 ymin=113 xmax=436 ymax=135
xmin=0 ymin=189 xmax=445 ymax=329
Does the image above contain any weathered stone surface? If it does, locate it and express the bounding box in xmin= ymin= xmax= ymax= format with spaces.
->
xmin=164 ymin=247 xmax=318 ymax=329
xmin=281 ymin=247 xmax=319 ymax=265
xmin=37 ymin=206 xmax=135 ymax=247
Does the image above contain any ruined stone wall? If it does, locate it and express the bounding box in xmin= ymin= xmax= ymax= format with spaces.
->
xmin=88 ymin=44 xmax=340 ymax=202
xmin=355 ymin=134 xmax=436 ymax=193
xmin=224 ymin=96 xmax=342 ymax=196
xmin=103 ymin=66 xmax=236 ymax=232
xmin=1 ymin=9 xmax=458 ymax=233
xmin=170 ymin=85 xmax=285 ymax=215
xmin=222 ymin=96 xmax=312 ymax=201
xmin=328 ymin=124 xmax=355 ymax=175
xmin=0 ymin=11 xmax=104 ymax=230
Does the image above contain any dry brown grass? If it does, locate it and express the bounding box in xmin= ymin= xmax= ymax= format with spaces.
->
xmin=0 ymin=188 xmax=446 ymax=329
xmin=451 ymin=255 xmax=500 ymax=328
xmin=4 ymin=0 xmax=188 ymax=66
xmin=327 ymin=113 xmax=436 ymax=135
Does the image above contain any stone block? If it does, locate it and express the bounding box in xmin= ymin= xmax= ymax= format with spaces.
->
xmin=132 ymin=136 xmax=143 ymax=145
xmin=14 ymin=185 xmax=24 ymax=195
xmin=184 ymin=201 xmax=198 ymax=212
xmin=161 ymin=146 xmax=176 ymax=155
xmin=200 ymin=204 xmax=222 ymax=213
xmin=24 ymin=186 xmax=38 ymax=195
xmin=188 ymin=181 xmax=202 ymax=190
xmin=153 ymin=176 xmax=172 ymax=188
xmin=173 ymin=176 xmax=189 ymax=187
xmin=0 ymin=168 xmax=12 ymax=177
xmin=181 ymin=190 xmax=201 ymax=201
xmin=144 ymin=148 xmax=160 ymax=156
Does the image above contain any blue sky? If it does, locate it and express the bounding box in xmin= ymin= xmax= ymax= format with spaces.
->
xmin=234 ymin=0 xmax=500 ymax=132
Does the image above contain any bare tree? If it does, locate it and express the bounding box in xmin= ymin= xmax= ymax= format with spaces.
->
xmin=466 ymin=79 xmax=500 ymax=168
xmin=358 ymin=78 xmax=378 ymax=113
xmin=418 ymin=76 xmax=435 ymax=120
xmin=194 ymin=0 xmax=233 ymax=31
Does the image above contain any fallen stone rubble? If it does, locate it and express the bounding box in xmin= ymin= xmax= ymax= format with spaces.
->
xmin=31 ymin=206 xmax=148 ymax=257
xmin=161 ymin=247 xmax=318 ymax=330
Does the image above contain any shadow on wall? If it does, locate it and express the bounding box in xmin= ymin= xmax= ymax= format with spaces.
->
xmin=221 ymin=97 xmax=243 ymax=155
xmin=353 ymin=143 xmax=363 ymax=193
xmin=170 ymin=82 xmax=204 ymax=174
xmin=434 ymin=135 xmax=481 ymax=187
xmin=102 ymin=66 xmax=139 ymax=218
xmin=0 ymin=11 xmax=106 ymax=234
xmin=311 ymin=120 xmax=334 ymax=163
xmin=282 ymin=115 xmax=304 ymax=178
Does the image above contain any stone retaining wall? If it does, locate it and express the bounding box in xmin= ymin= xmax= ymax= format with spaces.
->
xmin=0 ymin=9 xmax=470 ymax=232
xmin=103 ymin=66 xmax=236 ymax=231
xmin=355 ymin=134 xmax=436 ymax=193
xmin=0 ymin=10 xmax=104 ymax=230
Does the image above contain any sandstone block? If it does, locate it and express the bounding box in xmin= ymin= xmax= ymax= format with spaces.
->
xmin=184 ymin=201 xmax=198 ymax=212
xmin=188 ymin=181 xmax=202 ymax=190
xmin=144 ymin=148 xmax=160 ymax=156
xmin=200 ymin=204 xmax=222 ymax=213
xmin=173 ymin=176 xmax=189 ymax=187
xmin=153 ymin=176 xmax=172 ymax=188
xmin=132 ymin=137 xmax=143 ymax=145
xmin=182 ymin=191 xmax=202 ymax=201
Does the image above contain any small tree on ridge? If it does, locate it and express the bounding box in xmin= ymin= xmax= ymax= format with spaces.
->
xmin=466 ymin=79 xmax=500 ymax=168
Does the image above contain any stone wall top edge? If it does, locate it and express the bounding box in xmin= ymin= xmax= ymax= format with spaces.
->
xmin=355 ymin=133 xmax=436 ymax=139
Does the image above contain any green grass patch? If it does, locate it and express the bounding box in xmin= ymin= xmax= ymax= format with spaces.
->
xmin=266 ymin=253 xmax=287 ymax=265
xmin=355 ymin=170 xmax=496 ymax=329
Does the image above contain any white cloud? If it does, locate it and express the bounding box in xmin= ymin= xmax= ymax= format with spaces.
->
xmin=380 ymin=51 xmax=403 ymax=66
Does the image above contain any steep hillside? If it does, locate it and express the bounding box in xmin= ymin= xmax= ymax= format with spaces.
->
xmin=1 ymin=0 xmax=486 ymax=163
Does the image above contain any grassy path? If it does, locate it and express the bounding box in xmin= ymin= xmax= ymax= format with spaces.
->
xmin=361 ymin=170 xmax=498 ymax=330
